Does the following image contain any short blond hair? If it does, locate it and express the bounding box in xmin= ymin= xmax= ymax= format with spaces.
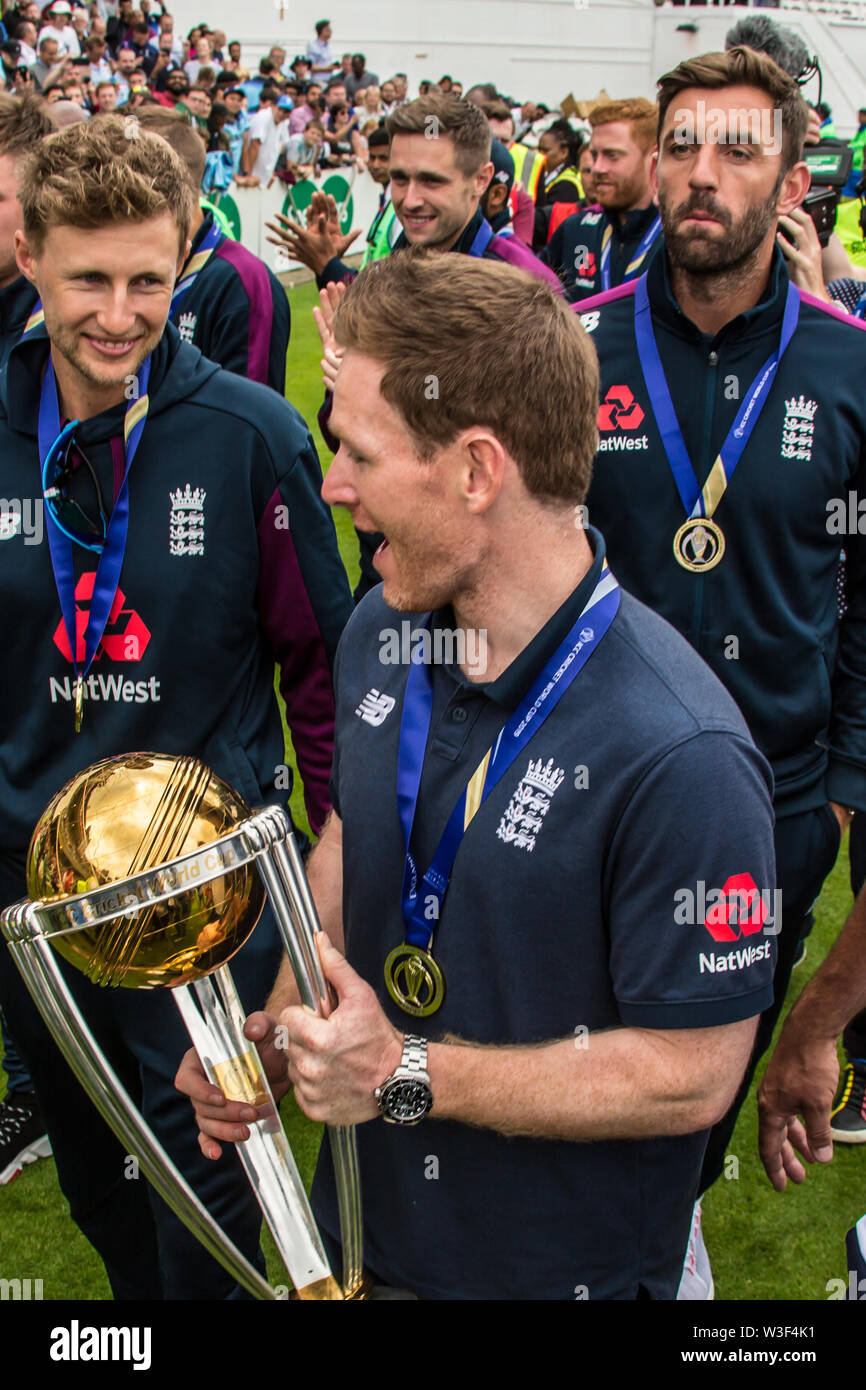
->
xmin=589 ymin=98 xmax=659 ymax=153
xmin=17 ymin=115 xmax=194 ymax=253
xmin=333 ymin=250 xmax=599 ymax=505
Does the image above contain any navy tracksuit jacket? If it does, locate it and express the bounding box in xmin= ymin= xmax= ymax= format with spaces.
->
xmin=169 ymin=212 xmax=291 ymax=395
xmin=581 ymin=247 xmax=866 ymax=818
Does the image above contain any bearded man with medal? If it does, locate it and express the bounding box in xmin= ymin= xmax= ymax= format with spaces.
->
xmin=180 ymin=250 xmax=777 ymax=1301
xmin=0 ymin=118 xmax=351 ymax=1299
xmin=580 ymin=45 xmax=866 ymax=1289
xmin=541 ymin=97 xmax=663 ymax=304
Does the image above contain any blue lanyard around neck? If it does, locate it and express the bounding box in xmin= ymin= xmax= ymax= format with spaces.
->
xmin=633 ymin=272 xmax=799 ymax=519
xmin=600 ymin=212 xmax=661 ymax=291
xmin=397 ymin=563 xmax=621 ymax=949
xmin=39 ymin=353 xmax=151 ymax=701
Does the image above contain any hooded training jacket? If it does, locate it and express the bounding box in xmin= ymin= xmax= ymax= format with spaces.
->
xmin=580 ymin=247 xmax=866 ymax=817
xmin=0 ymin=321 xmax=352 ymax=855
xmin=541 ymin=202 xmax=662 ymax=303
xmin=169 ymin=211 xmax=291 ymax=394
xmin=0 ymin=275 xmax=38 ymax=373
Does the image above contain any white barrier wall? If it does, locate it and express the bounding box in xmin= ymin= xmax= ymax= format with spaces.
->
xmin=216 ymin=165 xmax=385 ymax=274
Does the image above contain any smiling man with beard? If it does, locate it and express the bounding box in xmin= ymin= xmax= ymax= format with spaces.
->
xmin=579 ymin=45 xmax=866 ymax=1296
xmin=542 ymin=98 xmax=661 ymax=301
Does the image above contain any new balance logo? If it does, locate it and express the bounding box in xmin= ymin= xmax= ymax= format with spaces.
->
xmin=355 ymin=689 xmax=396 ymax=726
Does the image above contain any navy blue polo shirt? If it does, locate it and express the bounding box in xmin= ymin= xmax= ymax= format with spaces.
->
xmin=311 ymin=529 xmax=775 ymax=1300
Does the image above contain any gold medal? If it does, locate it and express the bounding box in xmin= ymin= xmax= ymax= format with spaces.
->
xmin=384 ymin=944 xmax=445 ymax=1017
xmin=74 ymin=675 xmax=84 ymax=733
xmin=673 ymin=518 xmax=725 ymax=573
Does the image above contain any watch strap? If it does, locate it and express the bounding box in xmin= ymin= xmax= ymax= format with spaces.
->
xmin=400 ymin=1034 xmax=429 ymax=1076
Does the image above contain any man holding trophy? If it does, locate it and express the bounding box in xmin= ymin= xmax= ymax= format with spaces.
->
xmin=181 ymin=253 xmax=779 ymax=1299
xmin=0 ymin=118 xmax=351 ymax=1298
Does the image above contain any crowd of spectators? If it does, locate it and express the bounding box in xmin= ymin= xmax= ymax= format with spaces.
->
xmin=0 ymin=4 xmax=576 ymax=195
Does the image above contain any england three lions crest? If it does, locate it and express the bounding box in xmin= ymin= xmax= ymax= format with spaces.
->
xmin=496 ymin=757 xmax=565 ymax=853
xmin=169 ymin=484 xmax=206 ymax=557
xmin=780 ymin=396 xmax=817 ymax=463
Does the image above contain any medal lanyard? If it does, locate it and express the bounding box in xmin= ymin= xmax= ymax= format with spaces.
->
xmin=366 ymin=195 xmax=391 ymax=246
xmin=169 ymin=218 xmax=223 ymax=318
xmin=24 ymin=300 xmax=45 ymax=335
xmin=633 ymin=273 xmax=799 ymax=521
xmin=467 ymin=216 xmax=495 ymax=259
xmin=396 ymin=564 xmax=621 ymax=949
xmin=39 ymin=353 xmax=151 ymax=731
xmin=600 ymin=213 xmax=661 ymax=292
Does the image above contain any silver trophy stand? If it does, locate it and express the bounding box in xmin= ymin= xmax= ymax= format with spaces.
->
xmin=1 ymin=806 xmax=364 ymax=1301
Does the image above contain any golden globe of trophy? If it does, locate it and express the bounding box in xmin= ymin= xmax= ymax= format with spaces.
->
xmin=2 ymin=753 xmax=364 ymax=1301
xmin=27 ymin=753 xmax=266 ymax=990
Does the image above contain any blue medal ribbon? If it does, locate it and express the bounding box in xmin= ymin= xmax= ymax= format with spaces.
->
xmin=39 ymin=354 xmax=151 ymax=729
xmin=600 ymin=212 xmax=661 ymax=292
xmin=633 ymin=272 xmax=799 ymax=521
xmin=169 ymin=218 xmax=223 ymax=317
xmin=24 ymin=300 xmax=45 ymax=335
xmin=397 ymin=564 xmax=621 ymax=949
xmin=467 ymin=217 xmax=495 ymax=259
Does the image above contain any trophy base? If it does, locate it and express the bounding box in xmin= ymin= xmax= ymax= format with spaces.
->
xmin=294 ymin=1274 xmax=346 ymax=1301
xmin=291 ymin=1275 xmax=417 ymax=1301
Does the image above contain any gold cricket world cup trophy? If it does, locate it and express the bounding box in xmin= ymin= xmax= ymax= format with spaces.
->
xmin=0 ymin=752 xmax=366 ymax=1301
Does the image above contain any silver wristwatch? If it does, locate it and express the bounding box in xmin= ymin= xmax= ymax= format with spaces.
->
xmin=375 ymin=1034 xmax=433 ymax=1125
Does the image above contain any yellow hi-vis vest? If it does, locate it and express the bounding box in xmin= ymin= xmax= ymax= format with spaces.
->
xmin=835 ymin=197 xmax=866 ymax=270
xmin=510 ymin=142 xmax=545 ymax=201
xmin=543 ymin=165 xmax=584 ymax=200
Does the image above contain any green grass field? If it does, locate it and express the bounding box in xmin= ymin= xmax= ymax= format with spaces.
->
xmin=1 ymin=282 xmax=862 ymax=1300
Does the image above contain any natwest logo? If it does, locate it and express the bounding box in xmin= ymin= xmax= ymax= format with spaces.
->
xmin=704 ymin=872 xmax=766 ymax=942
xmin=574 ymin=246 xmax=597 ymax=278
xmin=53 ymin=574 xmax=151 ymax=664
xmin=598 ymin=385 xmax=645 ymax=432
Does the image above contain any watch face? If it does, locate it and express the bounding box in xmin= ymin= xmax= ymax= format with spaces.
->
xmin=382 ymin=1078 xmax=433 ymax=1124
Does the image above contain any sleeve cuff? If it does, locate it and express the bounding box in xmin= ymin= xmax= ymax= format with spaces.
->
xmin=617 ymin=981 xmax=773 ymax=1030
xmin=826 ymin=757 xmax=866 ymax=813
xmin=316 ymin=257 xmax=353 ymax=288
